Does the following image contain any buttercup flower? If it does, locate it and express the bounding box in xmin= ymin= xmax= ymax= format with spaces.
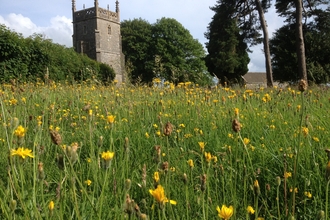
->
xmin=216 ymin=205 xmax=234 ymax=219
xmin=11 ymin=147 xmax=34 ymax=159
xmin=149 ymin=185 xmax=176 ymax=206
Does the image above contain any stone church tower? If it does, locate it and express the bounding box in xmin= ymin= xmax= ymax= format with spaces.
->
xmin=72 ymin=0 xmax=124 ymax=83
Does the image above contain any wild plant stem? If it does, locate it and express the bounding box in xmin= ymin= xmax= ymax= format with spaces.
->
xmin=291 ymin=92 xmax=305 ymax=216
xmin=326 ymin=179 xmax=330 ymax=220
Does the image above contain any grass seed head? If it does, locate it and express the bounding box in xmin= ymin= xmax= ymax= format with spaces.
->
xmin=232 ymin=119 xmax=241 ymax=132
xmin=50 ymin=130 xmax=62 ymax=145
xmin=164 ymin=122 xmax=173 ymax=136
xmin=298 ymin=79 xmax=308 ymax=92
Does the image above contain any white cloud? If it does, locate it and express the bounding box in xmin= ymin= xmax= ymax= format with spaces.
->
xmin=0 ymin=13 xmax=72 ymax=47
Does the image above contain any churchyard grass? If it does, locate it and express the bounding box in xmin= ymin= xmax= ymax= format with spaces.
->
xmin=0 ymin=79 xmax=329 ymax=219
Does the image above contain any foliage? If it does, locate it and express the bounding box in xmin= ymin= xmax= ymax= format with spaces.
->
xmin=0 ymin=82 xmax=330 ymax=219
xmin=121 ymin=18 xmax=154 ymax=83
xmin=270 ymin=7 xmax=330 ymax=84
xmin=205 ymin=0 xmax=250 ymax=86
xmin=121 ymin=18 xmax=212 ymax=86
xmin=0 ymin=25 xmax=115 ymax=84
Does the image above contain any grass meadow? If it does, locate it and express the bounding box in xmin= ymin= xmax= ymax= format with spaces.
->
xmin=0 ymin=79 xmax=330 ymax=220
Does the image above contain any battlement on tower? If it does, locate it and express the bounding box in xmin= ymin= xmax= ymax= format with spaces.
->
xmin=73 ymin=7 xmax=119 ymax=23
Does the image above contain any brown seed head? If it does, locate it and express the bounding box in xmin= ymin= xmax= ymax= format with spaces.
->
xmin=164 ymin=122 xmax=173 ymax=136
xmin=298 ymin=79 xmax=308 ymax=92
xmin=50 ymin=130 xmax=62 ymax=145
xmin=232 ymin=119 xmax=241 ymax=132
xmin=162 ymin=161 xmax=169 ymax=172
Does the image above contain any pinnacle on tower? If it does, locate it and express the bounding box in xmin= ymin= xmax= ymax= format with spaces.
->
xmin=72 ymin=0 xmax=76 ymax=12
xmin=116 ymin=1 xmax=120 ymax=13
xmin=94 ymin=0 xmax=99 ymax=7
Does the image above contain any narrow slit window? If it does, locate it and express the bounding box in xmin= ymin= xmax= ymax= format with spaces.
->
xmin=108 ymin=25 xmax=111 ymax=35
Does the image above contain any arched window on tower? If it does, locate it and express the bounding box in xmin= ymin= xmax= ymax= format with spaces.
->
xmin=108 ymin=25 xmax=111 ymax=35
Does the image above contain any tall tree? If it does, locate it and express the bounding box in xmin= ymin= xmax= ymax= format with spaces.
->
xmin=121 ymin=19 xmax=154 ymax=83
xmin=270 ymin=7 xmax=330 ymax=84
xmin=275 ymin=0 xmax=329 ymax=85
xmin=205 ymin=0 xmax=250 ymax=86
xmin=255 ymin=0 xmax=274 ymax=87
xmin=152 ymin=18 xmax=210 ymax=85
xmin=121 ymin=18 xmax=211 ymax=85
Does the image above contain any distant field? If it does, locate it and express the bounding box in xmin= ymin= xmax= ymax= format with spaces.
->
xmin=0 ymin=80 xmax=329 ymax=219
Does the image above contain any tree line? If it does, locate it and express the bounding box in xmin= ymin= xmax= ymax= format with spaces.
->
xmin=122 ymin=0 xmax=330 ymax=86
xmin=0 ymin=24 xmax=115 ymax=84
xmin=1 ymin=0 xmax=329 ymax=86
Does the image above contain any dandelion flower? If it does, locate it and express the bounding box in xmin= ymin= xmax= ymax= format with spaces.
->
xmin=284 ymin=172 xmax=292 ymax=178
xmin=11 ymin=147 xmax=34 ymax=159
xmin=149 ymin=185 xmax=176 ymax=205
xmin=216 ymin=205 xmax=234 ymax=219
xmin=243 ymin=138 xmax=250 ymax=145
xmin=48 ymin=201 xmax=55 ymax=211
xmin=101 ymin=151 xmax=114 ymax=169
xmin=107 ymin=115 xmax=116 ymax=124
xmin=84 ymin=179 xmax=92 ymax=186
xmin=187 ymin=159 xmax=194 ymax=168
xmin=246 ymin=205 xmax=255 ymax=214
xmin=14 ymin=125 xmax=26 ymax=138
xmin=101 ymin=151 xmax=114 ymax=161
xmin=153 ymin=172 xmax=160 ymax=183
xmin=204 ymin=152 xmax=212 ymax=163
xmin=198 ymin=142 xmax=205 ymax=151
xmin=304 ymin=191 xmax=312 ymax=198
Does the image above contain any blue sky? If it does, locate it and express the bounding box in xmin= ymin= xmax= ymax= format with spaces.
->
xmin=0 ymin=0 xmax=285 ymax=72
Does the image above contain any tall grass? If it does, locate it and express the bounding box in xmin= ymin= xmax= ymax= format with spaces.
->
xmin=0 ymin=80 xmax=329 ymax=219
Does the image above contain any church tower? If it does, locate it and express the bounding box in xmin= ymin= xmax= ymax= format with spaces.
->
xmin=72 ymin=0 xmax=124 ymax=82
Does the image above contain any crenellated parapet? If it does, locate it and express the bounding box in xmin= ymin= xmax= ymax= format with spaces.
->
xmin=73 ymin=2 xmax=119 ymax=23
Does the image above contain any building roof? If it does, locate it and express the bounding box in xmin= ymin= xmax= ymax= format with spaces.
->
xmin=243 ymin=72 xmax=266 ymax=84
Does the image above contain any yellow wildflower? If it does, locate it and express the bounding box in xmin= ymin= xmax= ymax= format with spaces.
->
xmin=284 ymin=172 xmax=292 ymax=178
xmin=290 ymin=187 xmax=298 ymax=193
xmin=84 ymin=179 xmax=92 ymax=186
xmin=145 ymin=132 xmax=150 ymax=138
xmin=101 ymin=150 xmax=114 ymax=169
xmin=234 ymin=108 xmax=239 ymax=116
xmin=302 ymin=127 xmax=309 ymax=137
xmin=14 ymin=125 xmax=26 ymax=138
xmin=48 ymin=201 xmax=55 ymax=211
xmin=198 ymin=142 xmax=205 ymax=151
xmin=149 ymin=185 xmax=177 ymax=205
xmin=204 ymin=152 xmax=212 ymax=163
xmin=187 ymin=159 xmax=194 ymax=168
xmin=154 ymin=172 xmax=160 ymax=183
xmin=216 ymin=205 xmax=234 ymax=219
xmin=246 ymin=205 xmax=255 ymax=214
xmin=101 ymin=151 xmax=114 ymax=161
xmin=11 ymin=147 xmax=34 ymax=159
xmin=304 ymin=191 xmax=312 ymax=198
xmin=107 ymin=115 xmax=115 ymax=124
xmin=243 ymin=138 xmax=250 ymax=145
